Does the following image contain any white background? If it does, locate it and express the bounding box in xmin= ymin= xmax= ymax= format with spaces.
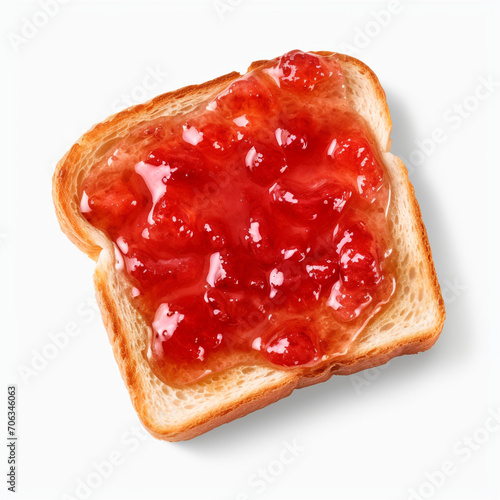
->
xmin=1 ymin=1 xmax=499 ymax=499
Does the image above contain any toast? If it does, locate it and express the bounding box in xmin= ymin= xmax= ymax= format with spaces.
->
xmin=52 ymin=51 xmax=445 ymax=441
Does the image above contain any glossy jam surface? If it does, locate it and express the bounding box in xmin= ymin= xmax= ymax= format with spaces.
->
xmin=81 ymin=50 xmax=395 ymax=386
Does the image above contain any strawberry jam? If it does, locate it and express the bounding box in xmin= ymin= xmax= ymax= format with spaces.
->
xmin=80 ymin=50 xmax=395 ymax=386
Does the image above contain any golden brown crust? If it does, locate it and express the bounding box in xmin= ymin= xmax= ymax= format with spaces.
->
xmin=52 ymin=71 xmax=240 ymax=260
xmin=52 ymin=51 xmax=445 ymax=441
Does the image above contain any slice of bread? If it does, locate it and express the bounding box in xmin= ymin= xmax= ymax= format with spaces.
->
xmin=52 ymin=51 xmax=445 ymax=441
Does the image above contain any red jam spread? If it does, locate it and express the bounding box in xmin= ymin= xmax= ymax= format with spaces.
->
xmin=80 ymin=50 xmax=395 ymax=386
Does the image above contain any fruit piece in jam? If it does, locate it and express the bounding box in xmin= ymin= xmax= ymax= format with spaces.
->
xmin=80 ymin=50 xmax=395 ymax=386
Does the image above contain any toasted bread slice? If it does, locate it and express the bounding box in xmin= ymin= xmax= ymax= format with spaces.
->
xmin=52 ymin=52 xmax=445 ymax=441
